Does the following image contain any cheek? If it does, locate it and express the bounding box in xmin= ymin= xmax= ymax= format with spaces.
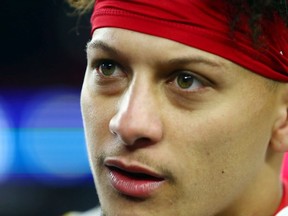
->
xmin=165 ymin=99 xmax=273 ymax=207
xmin=81 ymin=87 xmax=116 ymax=154
xmin=176 ymin=106 xmax=270 ymax=173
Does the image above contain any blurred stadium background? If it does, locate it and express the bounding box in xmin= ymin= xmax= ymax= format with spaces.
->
xmin=1 ymin=1 xmax=98 ymax=215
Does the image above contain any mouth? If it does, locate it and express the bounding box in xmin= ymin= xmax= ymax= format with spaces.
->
xmin=105 ymin=159 xmax=166 ymax=198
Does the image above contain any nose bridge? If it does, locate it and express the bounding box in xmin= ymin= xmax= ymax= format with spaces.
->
xmin=109 ymin=75 xmax=162 ymax=145
xmin=116 ymin=75 xmax=151 ymax=120
xmin=125 ymin=78 xmax=152 ymax=117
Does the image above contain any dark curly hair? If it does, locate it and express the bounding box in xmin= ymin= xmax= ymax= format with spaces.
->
xmin=67 ymin=0 xmax=288 ymax=43
xmin=228 ymin=0 xmax=288 ymax=43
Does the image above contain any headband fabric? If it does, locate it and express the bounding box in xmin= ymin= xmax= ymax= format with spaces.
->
xmin=91 ymin=0 xmax=288 ymax=82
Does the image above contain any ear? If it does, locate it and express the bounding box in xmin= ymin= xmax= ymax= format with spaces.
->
xmin=270 ymin=84 xmax=288 ymax=152
xmin=270 ymin=121 xmax=288 ymax=152
xmin=270 ymin=106 xmax=288 ymax=152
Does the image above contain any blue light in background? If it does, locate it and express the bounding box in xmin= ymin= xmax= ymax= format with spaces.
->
xmin=19 ymin=88 xmax=91 ymax=183
xmin=0 ymin=98 xmax=14 ymax=182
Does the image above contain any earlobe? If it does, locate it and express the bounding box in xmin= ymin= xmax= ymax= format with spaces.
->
xmin=270 ymin=109 xmax=288 ymax=152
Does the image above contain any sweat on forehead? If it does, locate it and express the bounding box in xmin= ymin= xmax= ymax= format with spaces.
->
xmin=90 ymin=0 xmax=288 ymax=82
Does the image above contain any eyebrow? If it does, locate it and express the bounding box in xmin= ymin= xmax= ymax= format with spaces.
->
xmin=86 ymin=40 xmax=120 ymax=57
xmin=86 ymin=40 xmax=222 ymax=69
xmin=166 ymin=56 xmax=221 ymax=68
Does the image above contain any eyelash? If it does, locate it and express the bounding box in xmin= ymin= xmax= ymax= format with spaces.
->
xmin=168 ymin=71 xmax=207 ymax=93
xmin=91 ymin=59 xmax=209 ymax=93
xmin=93 ymin=59 xmax=125 ymax=78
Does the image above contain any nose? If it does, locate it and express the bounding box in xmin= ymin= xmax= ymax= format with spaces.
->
xmin=109 ymin=80 xmax=163 ymax=147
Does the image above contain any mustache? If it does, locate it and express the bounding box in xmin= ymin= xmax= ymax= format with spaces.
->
xmin=96 ymin=151 xmax=176 ymax=183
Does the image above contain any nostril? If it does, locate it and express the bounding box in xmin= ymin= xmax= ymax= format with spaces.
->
xmin=109 ymin=115 xmax=120 ymax=136
xmin=125 ymin=137 xmax=155 ymax=150
xmin=108 ymin=95 xmax=163 ymax=147
xmin=110 ymin=129 xmax=117 ymax=136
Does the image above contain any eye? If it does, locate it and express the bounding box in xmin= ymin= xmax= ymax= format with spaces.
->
xmin=95 ymin=60 xmax=124 ymax=77
xmin=172 ymin=71 xmax=204 ymax=91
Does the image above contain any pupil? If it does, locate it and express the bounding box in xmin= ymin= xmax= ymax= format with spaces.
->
xmin=101 ymin=62 xmax=115 ymax=76
xmin=177 ymin=73 xmax=193 ymax=89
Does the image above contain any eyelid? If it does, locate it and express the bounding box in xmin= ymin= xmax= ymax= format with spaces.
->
xmin=92 ymin=58 xmax=118 ymax=69
xmin=87 ymin=46 xmax=129 ymax=73
xmin=168 ymin=70 xmax=211 ymax=92
xmin=89 ymin=58 xmax=129 ymax=95
xmin=170 ymin=70 xmax=207 ymax=84
xmin=92 ymin=59 xmax=126 ymax=77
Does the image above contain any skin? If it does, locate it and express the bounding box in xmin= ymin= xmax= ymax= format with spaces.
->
xmin=81 ymin=27 xmax=288 ymax=216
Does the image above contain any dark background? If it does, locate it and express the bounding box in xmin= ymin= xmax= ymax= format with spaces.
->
xmin=1 ymin=0 xmax=88 ymax=88
xmin=0 ymin=1 xmax=99 ymax=215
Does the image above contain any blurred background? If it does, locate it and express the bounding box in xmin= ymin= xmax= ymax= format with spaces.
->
xmin=1 ymin=1 xmax=288 ymax=216
xmin=1 ymin=0 xmax=99 ymax=215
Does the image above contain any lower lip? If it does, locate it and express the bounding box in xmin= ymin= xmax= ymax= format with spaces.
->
xmin=107 ymin=168 xmax=165 ymax=198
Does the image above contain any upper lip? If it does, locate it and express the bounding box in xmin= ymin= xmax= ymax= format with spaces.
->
xmin=104 ymin=157 xmax=165 ymax=179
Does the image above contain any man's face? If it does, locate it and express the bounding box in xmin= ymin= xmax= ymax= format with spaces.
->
xmin=81 ymin=28 xmax=281 ymax=216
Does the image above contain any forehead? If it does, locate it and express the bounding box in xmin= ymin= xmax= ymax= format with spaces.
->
xmin=89 ymin=27 xmax=215 ymax=55
xmin=88 ymin=28 xmax=228 ymax=68
xmin=88 ymin=27 xmax=266 ymax=86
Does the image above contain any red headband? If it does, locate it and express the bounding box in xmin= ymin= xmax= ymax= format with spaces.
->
xmin=91 ymin=0 xmax=288 ymax=82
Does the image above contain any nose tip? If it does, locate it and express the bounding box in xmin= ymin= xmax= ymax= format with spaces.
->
xmin=109 ymin=111 xmax=163 ymax=146
xmin=109 ymin=76 xmax=163 ymax=148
